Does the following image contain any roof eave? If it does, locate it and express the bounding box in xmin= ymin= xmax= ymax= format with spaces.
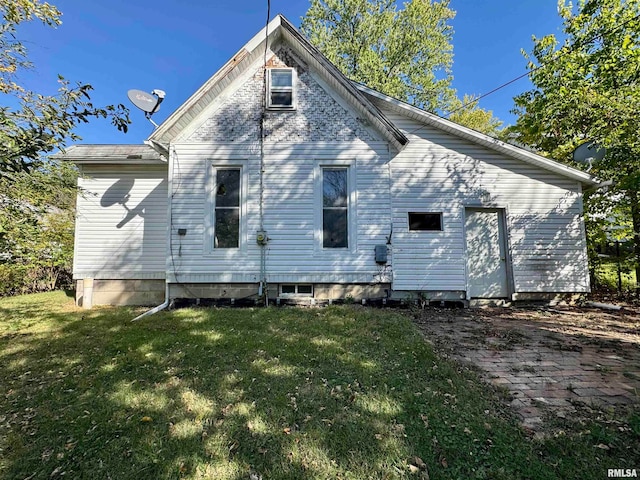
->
xmin=278 ymin=17 xmax=408 ymax=151
xmin=148 ymin=16 xmax=285 ymax=145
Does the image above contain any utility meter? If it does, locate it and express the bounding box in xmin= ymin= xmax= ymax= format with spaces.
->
xmin=256 ymin=230 xmax=268 ymax=245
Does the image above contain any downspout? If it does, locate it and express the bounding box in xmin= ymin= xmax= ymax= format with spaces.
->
xmin=132 ymin=142 xmax=174 ymax=322
xmin=132 ymin=282 xmax=170 ymax=322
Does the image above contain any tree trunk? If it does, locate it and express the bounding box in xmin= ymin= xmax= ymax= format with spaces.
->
xmin=631 ymin=190 xmax=640 ymax=294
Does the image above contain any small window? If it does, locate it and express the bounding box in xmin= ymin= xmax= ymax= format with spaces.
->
xmin=408 ymin=212 xmax=442 ymax=231
xmin=280 ymin=284 xmax=313 ymax=297
xmin=214 ymin=169 xmax=241 ymax=248
xmin=268 ymin=68 xmax=294 ymax=109
xmin=323 ymin=168 xmax=349 ymax=248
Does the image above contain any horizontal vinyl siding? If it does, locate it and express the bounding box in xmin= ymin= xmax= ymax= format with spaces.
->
xmin=169 ymin=142 xmax=391 ymax=284
xmin=74 ymin=165 xmax=167 ymax=279
xmin=378 ymin=102 xmax=589 ymax=293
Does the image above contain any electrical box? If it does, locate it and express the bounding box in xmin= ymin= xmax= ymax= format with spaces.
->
xmin=256 ymin=230 xmax=268 ymax=245
xmin=177 ymin=228 xmax=187 ymax=236
xmin=375 ymin=244 xmax=387 ymax=264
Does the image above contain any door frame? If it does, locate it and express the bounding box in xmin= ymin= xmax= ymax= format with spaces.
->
xmin=462 ymin=206 xmax=514 ymax=300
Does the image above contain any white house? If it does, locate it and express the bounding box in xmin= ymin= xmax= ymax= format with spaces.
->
xmin=62 ymin=15 xmax=597 ymax=308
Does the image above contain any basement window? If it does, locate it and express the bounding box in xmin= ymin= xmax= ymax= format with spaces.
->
xmin=280 ymin=284 xmax=313 ymax=297
xmin=268 ymin=68 xmax=295 ymax=109
xmin=408 ymin=212 xmax=443 ymax=231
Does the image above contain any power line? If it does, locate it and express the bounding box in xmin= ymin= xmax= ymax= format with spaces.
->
xmin=444 ymin=8 xmax=640 ymax=118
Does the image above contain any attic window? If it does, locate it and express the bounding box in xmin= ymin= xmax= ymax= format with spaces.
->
xmin=267 ymin=68 xmax=295 ymax=109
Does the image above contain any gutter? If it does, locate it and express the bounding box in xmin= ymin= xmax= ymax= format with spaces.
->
xmin=584 ymin=179 xmax=614 ymax=193
xmin=132 ymin=282 xmax=170 ymax=322
xmin=144 ymin=139 xmax=170 ymax=159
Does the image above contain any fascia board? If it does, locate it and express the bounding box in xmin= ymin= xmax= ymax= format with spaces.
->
xmin=148 ymin=16 xmax=284 ymax=144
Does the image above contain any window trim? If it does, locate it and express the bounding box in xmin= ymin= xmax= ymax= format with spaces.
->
xmin=267 ymin=68 xmax=296 ymax=110
xmin=408 ymin=212 xmax=443 ymax=232
xmin=204 ymin=160 xmax=248 ymax=254
xmin=314 ymin=159 xmax=356 ymax=253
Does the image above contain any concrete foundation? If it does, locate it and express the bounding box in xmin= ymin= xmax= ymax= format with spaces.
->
xmin=511 ymin=292 xmax=584 ymax=304
xmin=75 ymin=279 xmax=165 ymax=307
xmin=170 ymin=283 xmax=391 ymax=301
xmin=76 ymin=279 xmax=392 ymax=307
xmin=75 ymin=278 xmax=581 ymax=308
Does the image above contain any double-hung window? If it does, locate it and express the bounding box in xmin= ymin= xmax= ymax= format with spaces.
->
xmin=322 ymin=168 xmax=349 ymax=248
xmin=214 ymin=168 xmax=241 ymax=248
xmin=267 ymin=68 xmax=295 ymax=109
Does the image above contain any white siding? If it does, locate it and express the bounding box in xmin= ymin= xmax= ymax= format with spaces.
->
xmin=74 ymin=165 xmax=167 ymax=279
xmin=378 ymin=103 xmax=589 ymax=294
xmin=168 ymin=142 xmax=391 ymax=284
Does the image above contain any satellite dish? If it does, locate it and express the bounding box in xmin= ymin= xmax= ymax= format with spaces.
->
xmin=573 ymin=141 xmax=606 ymax=171
xmin=127 ymin=89 xmax=166 ymax=127
xmin=128 ymin=89 xmax=160 ymax=113
xmin=573 ymin=141 xmax=606 ymax=172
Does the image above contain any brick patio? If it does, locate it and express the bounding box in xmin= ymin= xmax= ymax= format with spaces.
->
xmin=413 ymin=305 xmax=640 ymax=431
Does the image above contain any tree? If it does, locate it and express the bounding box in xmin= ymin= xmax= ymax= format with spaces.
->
xmin=448 ymin=95 xmax=503 ymax=135
xmin=0 ymin=1 xmax=130 ymax=295
xmin=0 ymin=0 xmax=130 ymax=175
xmin=301 ymin=0 xmax=456 ymax=113
xmin=301 ymin=0 xmax=503 ymax=133
xmin=0 ymin=161 xmax=76 ymax=294
xmin=509 ymin=0 xmax=640 ymax=290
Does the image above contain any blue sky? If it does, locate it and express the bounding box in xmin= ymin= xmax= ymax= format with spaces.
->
xmin=15 ymin=0 xmax=565 ymax=145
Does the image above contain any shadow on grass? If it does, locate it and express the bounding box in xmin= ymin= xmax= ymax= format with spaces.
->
xmin=0 ymin=292 xmax=610 ymax=479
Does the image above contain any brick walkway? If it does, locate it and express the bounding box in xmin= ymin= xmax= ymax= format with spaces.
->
xmin=413 ymin=305 xmax=640 ymax=431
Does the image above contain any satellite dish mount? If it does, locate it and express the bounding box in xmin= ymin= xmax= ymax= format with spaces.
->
xmin=127 ymin=89 xmax=166 ymax=128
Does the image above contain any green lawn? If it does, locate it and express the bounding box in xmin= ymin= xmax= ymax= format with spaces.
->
xmin=594 ymin=260 xmax=638 ymax=293
xmin=1 ymin=292 xmax=638 ymax=479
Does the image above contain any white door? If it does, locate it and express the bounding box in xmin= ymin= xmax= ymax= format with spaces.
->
xmin=465 ymin=208 xmax=509 ymax=298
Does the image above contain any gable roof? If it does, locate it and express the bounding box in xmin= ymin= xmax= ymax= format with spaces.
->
xmin=356 ymin=84 xmax=598 ymax=186
xmin=148 ymin=15 xmax=408 ymax=150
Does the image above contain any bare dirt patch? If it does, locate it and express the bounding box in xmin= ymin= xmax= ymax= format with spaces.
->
xmin=410 ymin=304 xmax=640 ymax=433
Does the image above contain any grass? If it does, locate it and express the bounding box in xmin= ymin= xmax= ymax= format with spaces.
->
xmin=0 ymin=292 xmax=638 ymax=479
xmin=594 ymin=261 xmax=638 ymax=293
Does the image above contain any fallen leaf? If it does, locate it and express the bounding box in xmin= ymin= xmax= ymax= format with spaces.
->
xmin=412 ymin=456 xmax=427 ymax=470
xmin=594 ymin=443 xmax=610 ymax=450
xmin=140 ymin=416 xmax=153 ymax=423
